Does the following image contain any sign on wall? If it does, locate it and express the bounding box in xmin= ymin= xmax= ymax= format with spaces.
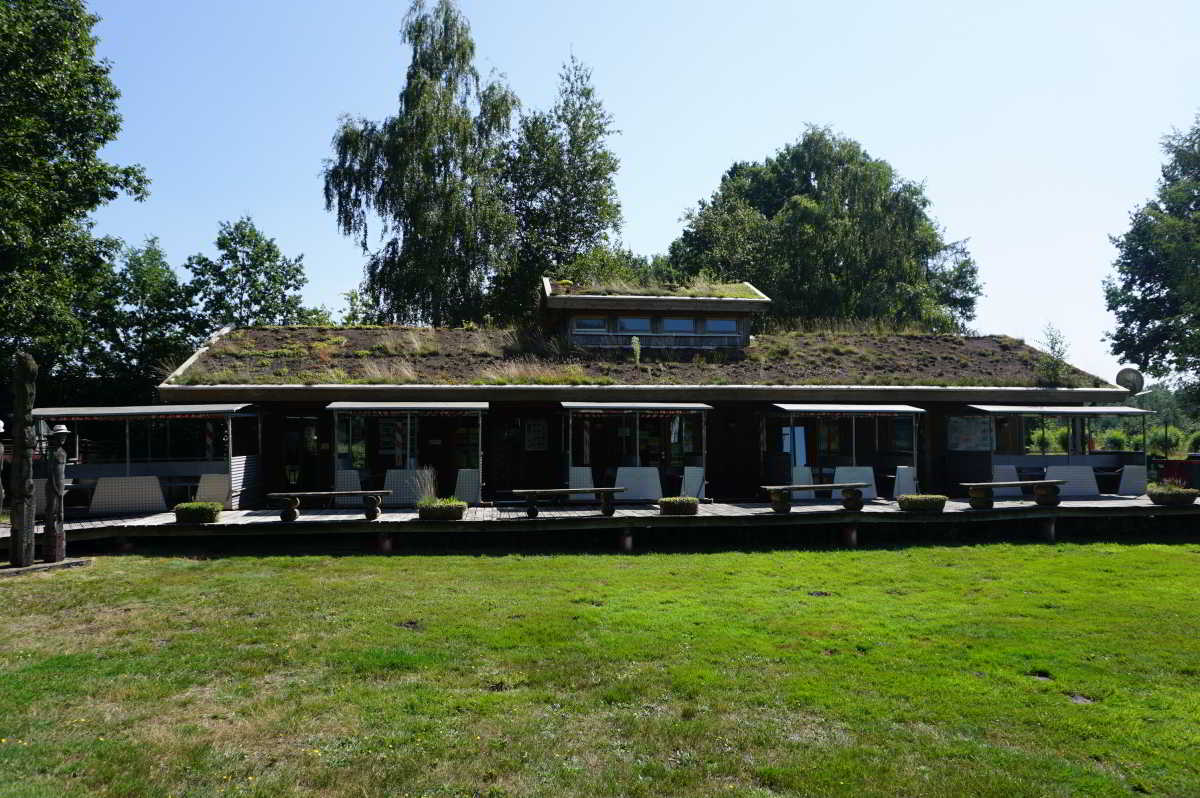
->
xmin=947 ymin=416 xmax=993 ymax=452
xmin=524 ymin=418 xmax=548 ymax=452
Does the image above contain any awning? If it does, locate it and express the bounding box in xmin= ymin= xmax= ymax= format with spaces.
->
xmin=773 ymin=403 xmax=925 ymax=415
xmin=33 ymin=404 xmax=250 ymax=420
xmin=967 ymin=405 xmax=1155 ymax=416
xmin=326 ymin=401 xmax=488 ymax=413
xmin=561 ymin=402 xmax=712 ymax=411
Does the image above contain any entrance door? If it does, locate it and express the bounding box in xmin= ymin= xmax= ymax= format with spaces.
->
xmin=281 ymin=416 xmax=324 ymax=492
xmin=706 ymin=408 xmax=761 ymax=500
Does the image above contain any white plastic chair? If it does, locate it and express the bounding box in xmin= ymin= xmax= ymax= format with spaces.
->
xmin=790 ymin=465 xmax=814 ymax=499
xmin=614 ymin=466 xmax=662 ymax=502
xmin=833 ymin=466 xmax=877 ymax=500
xmin=893 ymin=466 xmax=917 ymax=497
xmin=1117 ymin=465 xmax=1147 ymax=496
xmin=195 ymin=474 xmax=232 ymax=510
xmin=453 ymin=468 xmax=481 ymax=504
xmin=334 ymin=469 xmax=362 ymax=507
xmin=568 ymin=467 xmax=595 ymax=501
xmin=382 ymin=469 xmax=422 ymax=507
xmin=681 ymin=466 xmax=706 ymax=499
xmin=89 ymin=476 xmax=167 ymax=515
xmin=1044 ymin=466 xmax=1100 ymax=497
xmin=991 ymin=465 xmax=1023 ymax=497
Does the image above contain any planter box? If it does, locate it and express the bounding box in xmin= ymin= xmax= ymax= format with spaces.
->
xmin=659 ymin=501 xmax=698 ymax=516
xmin=417 ymin=504 xmax=466 ymax=521
xmin=896 ymin=495 xmax=947 ymax=514
xmin=1147 ymin=491 xmax=1198 ymax=507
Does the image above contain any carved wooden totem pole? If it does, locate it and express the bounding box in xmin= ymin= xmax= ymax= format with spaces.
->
xmin=9 ymin=353 xmax=37 ymax=567
xmin=43 ymin=425 xmax=69 ymax=562
xmin=0 ymin=420 xmax=6 ymax=518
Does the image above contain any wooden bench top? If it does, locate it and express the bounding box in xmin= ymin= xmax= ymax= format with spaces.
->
xmin=959 ymin=480 xmax=1067 ymax=488
xmin=266 ymin=490 xmax=391 ymax=498
xmin=760 ymin=482 xmax=868 ymax=491
xmin=512 ymin=487 xmax=626 ymax=496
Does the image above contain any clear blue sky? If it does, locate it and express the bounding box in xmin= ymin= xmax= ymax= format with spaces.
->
xmin=88 ymin=0 xmax=1199 ymax=383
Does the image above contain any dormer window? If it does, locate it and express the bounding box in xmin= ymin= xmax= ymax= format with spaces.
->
xmin=574 ymin=317 xmax=607 ymax=332
xmin=706 ymin=319 xmax=737 ymax=334
xmin=662 ymin=318 xmax=695 ymax=333
xmin=617 ymin=317 xmax=651 ymax=333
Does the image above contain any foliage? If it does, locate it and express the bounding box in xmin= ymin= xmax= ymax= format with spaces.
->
xmin=323 ymin=0 xmax=518 ymax=327
xmin=6 ymin=546 xmax=1200 ymax=794
xmin=0 ymin=0 xmax=147 ymax=394
xmin=1100 ymin=429 xmax=1127 ymax=450
xmin=1035 ymin=323 xmax=1074 ymax=387
xmin=415 ymin=496 xmax=467 ymax=519
xmin=667 ymin=127 xmax=982 ymax=331
xmin=896 ymin=494 xmax=948 ymax=512
xmin=1189 ymin=431 xmax=1200 ymax=454
xmin=413 ymin=466 xmax=438 ymax=503
xmin=1105 ymin=114 xmax=1200 ymax=391
xmin=172 ymin=502 xmax=222 ymax=523
xmin=490 ymin=56 xmax=622 ymax=323
xmin=1148 ymin=425 xmax=1186 ymax=457
xmin=658 ymin=496 xmax=699 ymax=515
xmin=186 ymin=217 xmax=313 ymax=329
xmin=1029 ymin=425 xmax=1069 ymax=453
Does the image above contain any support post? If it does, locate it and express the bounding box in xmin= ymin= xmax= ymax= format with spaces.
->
xmin=841 ymin=525 xmax=858 ymax=547
xmin=851 ymin=416 xmax=857 ymax=466
xmin=1039 ymin=516 xmax=1056 ymax=543
xmin=42 ymin=427 xmax=68 ymax=562
xmin=619 ymin=528 xmax=634 ymax=553
xmin=124 ymin=419 xmax=131 ymax=477
xmin=375 ymin=532 xmax=393 ymax=554
xmin=9 ymin=353 xmax=37 ymax=567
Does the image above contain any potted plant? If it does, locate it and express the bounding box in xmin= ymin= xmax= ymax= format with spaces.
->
xmin=1146 ymin=480 xmax=1199 ymax=507
xmin=173 ymin=501 xmax=223 ymax=524
xmin=416 ymin=497 xmax=467 ymax=521
xmin=658 ymin=496 xmax=699 ymax=516
xmin=896 ymin=494 xmax=948 ymax=514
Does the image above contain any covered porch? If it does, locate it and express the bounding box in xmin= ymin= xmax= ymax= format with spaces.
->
xmin=31 ymin=404 xmax=260 ymax=514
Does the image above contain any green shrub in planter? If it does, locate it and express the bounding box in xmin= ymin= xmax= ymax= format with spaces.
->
xmin=896 ymin=494 xmax=948 ymax=513
xmin=174 ymin=502 xmax=222 ymax=524
xmin=1146 ymin=482 xmax=1199 ymax=507
xmin=417 ymin=497 xmax=467 ymax=520
xmin=658 ymin=496 xmax=699 ymax=516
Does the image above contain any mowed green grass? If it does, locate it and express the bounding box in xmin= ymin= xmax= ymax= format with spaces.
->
xmin=1 ymin=544 xmax=1199 ymax=797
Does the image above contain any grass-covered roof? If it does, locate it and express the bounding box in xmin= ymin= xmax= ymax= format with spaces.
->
xmin=166 ymin=326 xmax=1112 ymax=389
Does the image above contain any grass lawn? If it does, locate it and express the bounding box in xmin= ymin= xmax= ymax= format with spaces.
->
xmin=1 ymin=544 xmax=1198 ymax=797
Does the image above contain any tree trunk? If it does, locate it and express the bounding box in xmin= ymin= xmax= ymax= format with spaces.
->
xmin=9 ymin=353 xmax=38 ymax=567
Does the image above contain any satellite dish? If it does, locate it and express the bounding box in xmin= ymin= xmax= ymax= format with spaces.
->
xmin=1115 ymin=367 xmax=1145 ymax=394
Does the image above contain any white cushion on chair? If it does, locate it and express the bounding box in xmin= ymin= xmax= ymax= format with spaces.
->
xmin=614 ymin=466 xmax=662 ymax=502
xmin=90 ymin=477 xmax=166 ymax=515
xmin=893 ymin=466 xmax=917 ymax=496
xmin=833 ymin=467 xmax=877 ymax=500
xmin=1045 ymin=466 xmax=1100 ymax=497
xmin=1117 ymin=465 xmax=1147 ymax=496
xmin=453 ymin=469 xmax=480 ymax=504
xmin=568 ymin=467 xmax=594 ymax=501
xmin=681 ymin=466 xmax=706 ymax=499
xmin=382 ymin=469 xmax=422 ymax=507
xmin=195 ymin=474 xmax=232 ymax=509
xmin=790 ymin=465 xmax=814 ymax=499
xmin=991 ymin=465 xmax=1023 ymax=497
xmin=334 ymin=469 xmax=362 ymax=506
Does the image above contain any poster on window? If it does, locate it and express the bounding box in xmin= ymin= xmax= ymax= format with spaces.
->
xmin=947 ymin=416 xmax=993 ymax=451
xmin=524 ymin=419 xmax=548 ymax=451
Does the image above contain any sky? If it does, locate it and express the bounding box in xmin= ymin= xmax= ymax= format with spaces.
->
xmin=87 ymin=0 xmax=1200 ymax=383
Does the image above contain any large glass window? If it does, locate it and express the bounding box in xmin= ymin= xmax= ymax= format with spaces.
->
xmin=573 ymin=317 xmax=607 ymax=332
xmin=662 ymin=318 xmax=695 ymax=333
xmin=705 ymin=318 xmax=737 ymax=334
xmin=617 ymin=317 xmax=651 ymax=333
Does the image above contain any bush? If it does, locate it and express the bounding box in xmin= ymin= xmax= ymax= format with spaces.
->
xmin=1148 ymin=425 xmax=1185 ymax=457
xmin=1100 ymin=429 xmax=1127 ymax=450
xmin=174 ymin=502 xmax=222 ymax=524
xmin=416 ymin=497 xmax=467 ymax=520
xmin=658 ymin=496 xmax=699 ymax=515
xmin=1189 ymin=431 xmax=1200 ymax=454
xmin=1029 ymin=426 xmax=1068 ymax=453
xmin=896 ymin=494 xmax=948 ymax=513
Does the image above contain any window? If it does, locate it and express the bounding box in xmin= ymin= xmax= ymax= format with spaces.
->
xmin=617 ymin=317 xmax=651 ymax=333
xmin=662 ymin=318 xmax=695 ymax=333
xmin=705 ymin=318 xmax=737 ymax=334
xmin=574 ymin=317 xmax=607 ymax=332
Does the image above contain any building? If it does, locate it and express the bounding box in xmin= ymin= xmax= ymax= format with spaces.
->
xmin=32 ymin=280 xmax=1149 ymax=512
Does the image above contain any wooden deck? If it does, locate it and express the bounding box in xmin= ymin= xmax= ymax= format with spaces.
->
xmin=1 ymin=496 xmax=1196 ymax=548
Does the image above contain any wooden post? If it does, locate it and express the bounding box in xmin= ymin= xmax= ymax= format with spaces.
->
xmin=42 ymin=428 xmax=68 ymax=562
xmin=376 ymin=532 xmax=393 ymax=554
xmin=619 ymin=528 xmax=634 ymax=553
xmin=841 ymin=525 xmax=858 ymax=547
xmin=9 ymin=353 xmax=37 ymax=567
xmin=0 ymin=438 xmax=5 ymax=518
xmin=1039 ymin=516 xmax=1056 ymax=543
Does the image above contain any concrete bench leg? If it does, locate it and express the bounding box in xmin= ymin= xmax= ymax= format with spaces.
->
xmin=968 ymin=486 xmax=994 ymax=510
xmin=280 ymin=497 xmax=300 ymax=522
xmin=526 ymin=498 xmax=539 ymax=518
xmin=601 ymin=493 xmax=615 ymax=517
xmin=363 ymin=495 xmax=381 ymax=521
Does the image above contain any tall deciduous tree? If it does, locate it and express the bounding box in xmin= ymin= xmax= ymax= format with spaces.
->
xmin=0 ymin=0 xmax=148 ymax=379
xmin=491 ymin=56 xmax=621 ymax=322
xmin=668 ymin=127 xmax=981 ymax=331
xmin=1105 ymin=114 xmax=1200 ymax=393
xmin=324 ymin=0 xmax=518 ymax=327
xmin=187 ymin=217 xmax=312 ymax=329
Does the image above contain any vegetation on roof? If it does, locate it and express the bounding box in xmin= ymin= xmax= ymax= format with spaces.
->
xmin=549 ymin=276 xmax=760 ymax=299
xmin=167 ymin=326 xmax=1112 ymax=388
